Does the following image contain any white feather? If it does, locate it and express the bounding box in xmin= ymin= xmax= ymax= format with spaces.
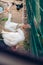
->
xmin=2 ymin=13 xmax=25 ymax=46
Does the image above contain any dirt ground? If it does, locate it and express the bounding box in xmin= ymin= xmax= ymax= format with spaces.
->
xmin=0 ymin=0 xmax=25 ymax=33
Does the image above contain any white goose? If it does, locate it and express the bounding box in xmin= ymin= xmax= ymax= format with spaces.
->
xmin=2 ymin=13 xmax=25 ymax=47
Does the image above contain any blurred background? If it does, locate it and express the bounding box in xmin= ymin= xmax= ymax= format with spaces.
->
xmin=0 ymin=51 xmax=39 ymax=65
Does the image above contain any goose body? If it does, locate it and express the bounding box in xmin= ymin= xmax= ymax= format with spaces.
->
xmin=2 ymin=13 xmax=25 ymax=47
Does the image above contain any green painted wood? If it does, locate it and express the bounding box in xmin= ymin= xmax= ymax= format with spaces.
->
xmin=26 ymin=0 xmax=43 ymax=56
